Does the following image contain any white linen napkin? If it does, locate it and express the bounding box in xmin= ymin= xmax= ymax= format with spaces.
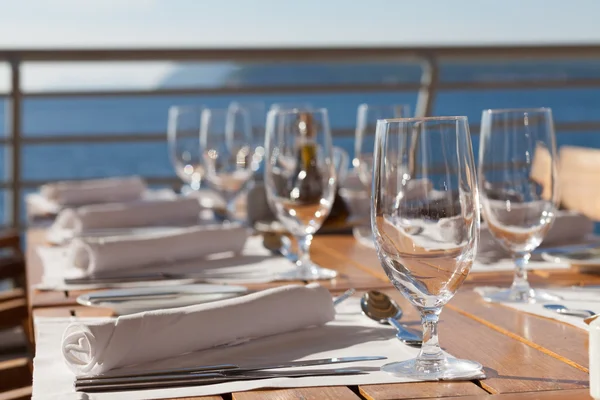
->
xmin=36 ymin=236 xmax=297 ymax=291
xmin=61 ymin=284 xmax=335 ymax=376
xmin=51 ymin=197 xmax=202 ymax=235
xmin=40 ymin=176 xmax=146 ymax=207
xmin=68 ymin=224 xmax=248 ymax=276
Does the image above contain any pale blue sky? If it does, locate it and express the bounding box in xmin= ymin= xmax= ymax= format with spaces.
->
xmin=0 ymin=0 xmax=597 ymax=47
xmin=0 ymin=0 xmax=597 ymax=91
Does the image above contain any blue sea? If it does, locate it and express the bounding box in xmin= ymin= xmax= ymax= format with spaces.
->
xmin=4 ymin=61 xmax=600 ymax=224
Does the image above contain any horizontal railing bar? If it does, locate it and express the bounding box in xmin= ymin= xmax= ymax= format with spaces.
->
xmin=0 ymin=121 xmax=596 ymax=145
xmin=439 ymin=78 xmax=600 ymax=90
xmin=22 ymin=83 xmax=422 ymax=98
xmin=0 ymin=176 xmax=180 ymax=190
xmin=0 ymin=129 xmax=356 ymax=144
xmin=15 ymin=77 xmax=600 ymax=99
xmin=2 ymin=44 xmax=600 ymax=62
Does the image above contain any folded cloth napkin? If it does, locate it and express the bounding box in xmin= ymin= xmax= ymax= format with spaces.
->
xmin=40 ymin=176 xmax=146 ymax=206
xmin=479 ymin=210 xmax=594 ymax=255
xmin=68 ymin=224 xmax=249 ymax=276
xmin=51 ymin=197 xmax=202 ymax=234
xmin=61 ymin=283 xmax=335 ymax=376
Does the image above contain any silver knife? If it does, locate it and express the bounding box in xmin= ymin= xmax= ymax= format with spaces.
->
xmin=76 ymin=368 xmax=366 ymax=392
xmin=83 ymin=289 xmax=249 ymax=303
xmin=65 ymin=270 xmax=267 ymax=285
xmin=76 ymin=356 xmax=386 ymax=383
xmin=65 ymin=272 xmax=192 ymax=285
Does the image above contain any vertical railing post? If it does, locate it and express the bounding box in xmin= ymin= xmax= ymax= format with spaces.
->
xmin=414 ymin=56 xmax=439 ymax=118
xmin=6 ymin=59 xmax=22 ymax=228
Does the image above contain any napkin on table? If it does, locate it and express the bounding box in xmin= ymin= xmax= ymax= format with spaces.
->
xmin=51 ymin=197 xmax=202 ymax=234
xmin=61 ymin=283 xmax=335 ymax=376
xmin=69 ymin=224 xmax=249 ymax=276
xmin=40 ymin=176 xmax=146 ymax=207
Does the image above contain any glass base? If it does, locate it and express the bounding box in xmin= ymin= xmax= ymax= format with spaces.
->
xmin=382 ymin=357 xmax=485 ymax=381
xmin=278 ymin=262 xmax=338 ymax=281
xmin=479 ymin=287 xmax=562 ymax=304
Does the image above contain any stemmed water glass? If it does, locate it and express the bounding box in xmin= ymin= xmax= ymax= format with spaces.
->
xmin=477 ymin=108 xmax=559 ymax=303
xmin=167 ymin=105 xmax=204 ymax=193
xmin=355 ymin=104 xmax=412 ymax=187
xmin=371 ymin=116 xmax=484 ymax=380
xmin=264 ymin=108 xmax=338 ymax=280
xmin=229 ymin=101 xmax=266 ymax=175
xmin=353 ymin=104 xmax=411 ymax=245
xmin=200 ymin=107 xmax=255 ymax=220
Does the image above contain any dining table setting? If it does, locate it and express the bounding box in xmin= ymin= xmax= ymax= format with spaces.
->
xmin=21 ymin=103 xmax=600 ymax=400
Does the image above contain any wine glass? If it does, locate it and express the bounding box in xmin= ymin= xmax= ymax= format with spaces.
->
xmin=372 ymin=116 xmax=484 ymax=380
xmin=264 ymin=108 xmax=338 ymax=280
xmin=229 ymin=101 xmax=266 ymax=174
xmin=477 ymin=108 xmax=559 ymax=303
xmin=200 ymin=107 xmax=255 ymax=219
xmin=353 ymin=104 xmax=411 ymax=245
xmin=167 ymin=105 xmax=204 ymax=193
xmin=355 ymin=103 xmax=412 ymax=187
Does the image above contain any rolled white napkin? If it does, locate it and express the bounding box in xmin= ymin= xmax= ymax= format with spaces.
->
xmin=61 ymin=283 xmax=335 ymax=376
xmin=51 ymin=197 xmax=202 ymax=234
xmin=40 ymin=176 xmax=146 ymax=206
xmin=69 ymin=224 xmax=249 ymax=276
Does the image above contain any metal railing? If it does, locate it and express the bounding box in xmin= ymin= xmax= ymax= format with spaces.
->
xmin=4 ymin=44 xmax=600 ymax=228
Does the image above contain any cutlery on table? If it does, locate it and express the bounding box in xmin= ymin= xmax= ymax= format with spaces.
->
xmin=76 ymin=368 xmax=366 ymax=392
xmin=543 ymin=304 xmax=596 ymax=318
xmin=333 ymin=288 xmax=356 ymax=306
xmin=75 ymin=356 xmax=386 ymax=391
xmin=65 ymin=270 xmax=269 ymax=285
xmin=360 ymin=290 xmax=422 ymax=346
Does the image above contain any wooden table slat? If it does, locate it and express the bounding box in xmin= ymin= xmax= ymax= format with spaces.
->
xmin=232 ymin=386 xmax=361 ymax=400
xmin=448 ymin=291 xmax=589 ymax=371
xmin=359 ymin=381 xmax=488 ymax=400
xmin=438 ymin=388 xmax=593 ymax=400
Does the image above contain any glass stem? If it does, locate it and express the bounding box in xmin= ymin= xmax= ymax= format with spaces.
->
xmin=296 ymin=234 xmax=313 ymax=272
xmin=511 ymin=253 xmax=533 ymax=296
xmin=417 ymin=308 xmax=444 ymax=363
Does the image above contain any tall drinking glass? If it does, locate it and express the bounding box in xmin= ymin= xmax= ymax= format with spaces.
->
xmin=352 ymin=104 xmax=411 ymax=246
xmin=167 ymin=105 xmax=204 ymax=193
xmin=355 ymin=104 xmax=412 ymax=187
xmin=229 ymin=101 xmax=266 ymax=174
xmin=372 ymin=116 xmax=484 ymax=380
xmin=478 ymin=108 xmax=559 ymax=303
xmin=264 ymin=108 xmax=338 ymax=280
xmin=200 ymin=107 xmax=255 ymax=219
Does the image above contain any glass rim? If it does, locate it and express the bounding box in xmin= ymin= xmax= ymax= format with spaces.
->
xmin=483 ymin=107 xmax=551 ymax=114
xmin=267 ymin=107 xmax=328 ymax=116
xmin=379 ymin=115 xmax=468 ymax=123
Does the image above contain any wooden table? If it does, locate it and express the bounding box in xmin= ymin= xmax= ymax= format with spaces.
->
xmin=26 ymin=227 xmax=599 ymax=400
